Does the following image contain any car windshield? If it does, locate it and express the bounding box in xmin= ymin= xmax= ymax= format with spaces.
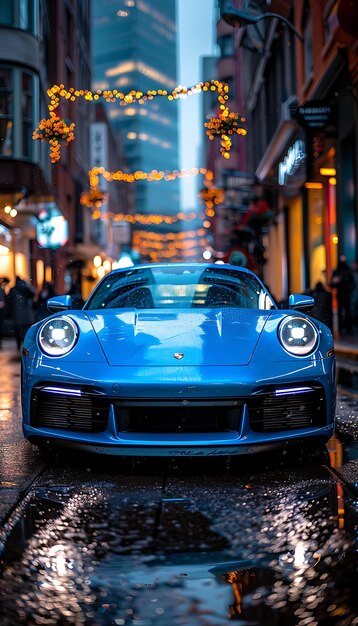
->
xmin=84 ymin=265 xmax=276 ymax=311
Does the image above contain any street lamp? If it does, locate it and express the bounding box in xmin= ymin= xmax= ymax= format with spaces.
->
xmin=219 ymin=1 xmax=303 ymax=41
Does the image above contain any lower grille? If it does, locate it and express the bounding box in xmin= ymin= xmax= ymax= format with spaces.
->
xmin=248 ymin=385 xmax=326 ymax=432
xmin=31 ymin=388 xmax=109 ymax=433
xmin=30 ymin=384 xmax=327 ymax=435
xmin=115 ymin=399 xmax=242 ymax=433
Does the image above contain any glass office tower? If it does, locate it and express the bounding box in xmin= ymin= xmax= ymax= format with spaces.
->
xmin=92 ymin=0 xmax=180 ymax=217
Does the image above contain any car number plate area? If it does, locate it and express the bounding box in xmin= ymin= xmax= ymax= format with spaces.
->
xmin=114 ymin=399 xmax=243 ymax=433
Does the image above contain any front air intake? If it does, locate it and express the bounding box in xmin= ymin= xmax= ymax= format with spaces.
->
xmin=248 ymin=385 xmax=326 ymax=432
xmin=31 ymin=387 xmax=109 ymax=433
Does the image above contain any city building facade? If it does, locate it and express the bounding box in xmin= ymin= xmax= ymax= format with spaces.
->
xmin=212 ymin=0 xmax=358 ymax=306
xmin=0 ymin=0 xmax=94 ymax=296
xmin=0 ymin=0 xmax=135 ymax=306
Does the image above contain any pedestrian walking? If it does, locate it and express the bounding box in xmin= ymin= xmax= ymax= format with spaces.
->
xmin=0 ymin=277 xmax=9 ymax=348
xmin=34 ymin=281 xmax=57 ymax=322
xmin=309 ymin=281 xmax=333 ymax=331
xmin=68 ymin=279 xmax=84 ymax=309
xmin=8 ymin=276 xmax=35 ymax=350
xmin=330 ymin=255 xmax=355 ymax=335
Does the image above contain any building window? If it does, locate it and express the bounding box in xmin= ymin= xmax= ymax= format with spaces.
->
xmin=218 ymin=34 xmax=234 ymax=57
xmin=0 ymin=69 xmax=13 ymax=156
xmin=0 ymin=65 xmax=38 ymax=161
xmin=0 ymin=1 xmax=14 ymax=25
xmin=22 ymin=72 xmax=34 ymax=158
xmin=323 ymin=0 xmax=336 ymax=44
xmin=302 ymin=1 xmax=313 ymax=80
xmin=0 ymin=0 xmax=38 ymax=34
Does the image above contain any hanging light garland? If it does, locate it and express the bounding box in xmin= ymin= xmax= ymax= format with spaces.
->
xmin=199 ymin=186 xmax=225 ymax=209
xmin=32 ymin=112 xmax=75 ymax=163
xmin=80 ymin=188 xmax=108 ymax=209
xmin=132 ymin=229 xmax=208 ymax=262
xmin=33 ymin=80 xmax=246 ymax=162
xmin=204 ymin=106 xmax=247 ymax=159
xmin=88 ymin=166 xmax=212 ymax=188
xmin=91 ymin=210 xmax=202 ymax=223
xmin=46 ymin=79 xmax=229 ymax=109
xmin=85 ymin=167 xmax=215 ymax=219
xmin=32 ymin=79 xmax=246 ymax=260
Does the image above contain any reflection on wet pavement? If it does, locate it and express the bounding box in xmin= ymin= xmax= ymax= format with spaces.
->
xmin=0 ymin=345 xmax=44 ymax=522
xmin=0 ymin=436 xmax=357 ymax=625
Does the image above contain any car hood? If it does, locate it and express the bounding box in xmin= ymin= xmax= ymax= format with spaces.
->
xmin=86 ymin=309 xmax=271 ymax=366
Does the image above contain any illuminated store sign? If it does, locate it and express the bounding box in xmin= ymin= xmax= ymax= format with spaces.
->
xmin=278 ymin=140 xmax=305 ymax=186
xmin=36 ymin=214 xmax=69 ymax=249
xmin=296 ymin=101 xmax=336 ymax=129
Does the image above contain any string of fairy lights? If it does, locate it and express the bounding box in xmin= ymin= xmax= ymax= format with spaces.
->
xmin=32 ymin=79 xmax=247 ymax=260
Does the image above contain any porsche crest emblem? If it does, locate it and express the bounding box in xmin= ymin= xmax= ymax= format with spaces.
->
xmin=174 ymin=352 xmax=184 ymax=360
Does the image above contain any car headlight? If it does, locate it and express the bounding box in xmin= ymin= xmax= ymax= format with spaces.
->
xmin=38 ymin=316 xmax=78 ymax=356
xmin=278 ymin=315 xmax=318 ymax=356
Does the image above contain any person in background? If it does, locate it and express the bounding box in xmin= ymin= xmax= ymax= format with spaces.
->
xmin=68 ymin=279 xmax=84 ymax=309
xmin=309 ymin=281 xmax=333 ymax=331
xmin=329 ymin=255 xmax=355 ymax=335
xmin=8 ymin=276 xmax=35 ymax=350
xmin=0 ymin=277 xmax=9 ymax=348
xmin=34 ymin=282 xmax=57 ymax=322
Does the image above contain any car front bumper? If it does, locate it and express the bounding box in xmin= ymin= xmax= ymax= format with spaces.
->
xmin=22 ymin=357 xmax=336 ymax=456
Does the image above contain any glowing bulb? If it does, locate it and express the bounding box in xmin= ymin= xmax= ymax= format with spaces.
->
xmin=117 ymin=255 xmax=134 ymax=268
xmin=93 ymin=255 xmax=102 ymax=268
xmin=4 ymin=205 xmax=11 ymax=214
xmin=10 ymin=208 xmax=17 ymax=217
xmin=291 ymin=327 xmax=305 ymax=339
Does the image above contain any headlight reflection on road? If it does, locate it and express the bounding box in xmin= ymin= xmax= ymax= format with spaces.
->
xmin=47 ymin=544 xmax=73 ymax=577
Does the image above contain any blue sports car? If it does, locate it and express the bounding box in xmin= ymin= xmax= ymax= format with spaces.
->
xmin=21 ymin=263 xmax=336 ymax=456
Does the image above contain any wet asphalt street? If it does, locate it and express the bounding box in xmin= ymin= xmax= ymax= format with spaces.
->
xmin=0 ymin=339 xmax=357 ymax=625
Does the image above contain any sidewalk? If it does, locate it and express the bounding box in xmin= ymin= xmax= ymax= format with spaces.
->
xmin=334 ymin=334 xmax=358 ymax=362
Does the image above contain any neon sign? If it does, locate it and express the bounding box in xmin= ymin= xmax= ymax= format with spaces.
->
xmin=278 ymin=140 xmax=305 ymax=186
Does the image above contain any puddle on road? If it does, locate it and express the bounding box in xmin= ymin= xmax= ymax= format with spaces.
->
xmin=0 ymin=435 xmax=357 ymax=625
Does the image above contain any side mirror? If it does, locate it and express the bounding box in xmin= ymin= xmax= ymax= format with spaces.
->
xmin=47 ymin=295 xmax=73 ymax=313
xmin=288 ymin=293 xmax=314 ymax=312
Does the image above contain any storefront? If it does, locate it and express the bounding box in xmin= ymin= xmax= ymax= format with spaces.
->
xmin=271 ymin=137 xmax=307 ymax=299
xmin=305 ymin=161 xmax=338 ymax=290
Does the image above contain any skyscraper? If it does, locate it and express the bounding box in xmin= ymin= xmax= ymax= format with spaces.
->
xmin=92 ymin=0 xmax=180 ymax=218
